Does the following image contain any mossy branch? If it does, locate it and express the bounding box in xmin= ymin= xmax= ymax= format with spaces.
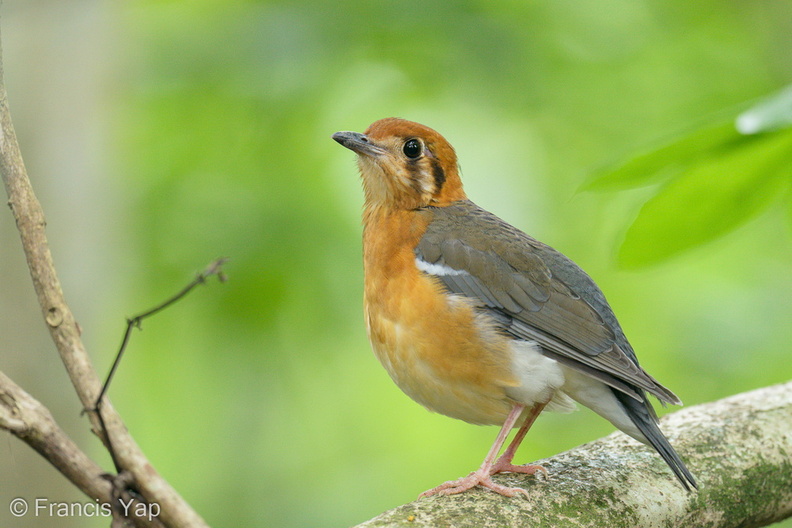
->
xmin=355 ymin=382 xmax=792 ymax=528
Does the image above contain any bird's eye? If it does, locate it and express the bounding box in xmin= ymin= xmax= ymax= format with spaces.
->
xmin=403 ymin=139 xmax=422 ymax=159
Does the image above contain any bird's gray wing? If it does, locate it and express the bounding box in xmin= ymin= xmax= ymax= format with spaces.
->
xmin=415 ymin=201 xmax=680 ymax=405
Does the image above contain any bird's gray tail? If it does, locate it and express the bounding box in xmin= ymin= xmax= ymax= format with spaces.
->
xmin=612 ymin=388 xmax=698 ymax=491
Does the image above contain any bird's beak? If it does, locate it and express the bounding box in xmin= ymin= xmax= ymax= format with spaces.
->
xmin=332 ymin=131 xmax=386 ymax=157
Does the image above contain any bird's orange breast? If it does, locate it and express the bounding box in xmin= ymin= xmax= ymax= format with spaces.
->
xmin=362 ymin=206 xmax=519 ymax=425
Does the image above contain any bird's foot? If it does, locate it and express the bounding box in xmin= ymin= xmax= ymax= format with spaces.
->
xmin=489 ymin=457 xmax=547 ymax=478
xmin=419 ymin=469 xmax=531 ymax=498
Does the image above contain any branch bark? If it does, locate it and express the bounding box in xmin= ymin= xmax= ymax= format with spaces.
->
xmin=355 ymin=382 xmax=792 ymax=528
xmin=0 ymin=21 xmax=209 ymax=528
xmin=0 ymin=371 xmax=113 ymax=503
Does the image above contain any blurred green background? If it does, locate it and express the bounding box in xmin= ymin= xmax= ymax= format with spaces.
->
xmin=1 ymin=1 xmax=791 ymax=527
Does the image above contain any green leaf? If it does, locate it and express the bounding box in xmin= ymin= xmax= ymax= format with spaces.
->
xmin=617 ymin=129 xmax=792 ymax=269
xmin=582 ymin=120 xmax=742 ymax=192
xmin=736 ymin=84 xmax=792 ymax=135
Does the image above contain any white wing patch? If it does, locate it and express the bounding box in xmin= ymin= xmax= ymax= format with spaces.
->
xmin=415 ymin=257 xmax=468 ymax=277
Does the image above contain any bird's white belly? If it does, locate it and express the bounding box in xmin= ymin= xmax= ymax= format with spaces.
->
xmin=506 ymin=340 xmax=577 ymax=413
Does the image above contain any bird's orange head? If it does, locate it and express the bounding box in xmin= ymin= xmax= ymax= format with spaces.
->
xmin=333 ymin=118 xmax=467 ymax=210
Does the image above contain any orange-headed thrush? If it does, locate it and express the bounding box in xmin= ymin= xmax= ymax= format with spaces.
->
xmin=332 ymin=118 xmax=696 ymax=497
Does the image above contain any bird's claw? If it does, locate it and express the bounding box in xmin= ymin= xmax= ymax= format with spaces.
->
xmin=420 ymin=470 xmax=532 ymax=499
xmin=490 ymin=461 xmax=547 ymax=478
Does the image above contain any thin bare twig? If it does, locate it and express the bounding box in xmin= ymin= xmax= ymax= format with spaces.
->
xmin=96 ymin=257 xmax=228 ymax=410
xmin=92 ymin=258 xmax=227 ymax=475
xmin=0 ymin=20 xmax=210 ymax=528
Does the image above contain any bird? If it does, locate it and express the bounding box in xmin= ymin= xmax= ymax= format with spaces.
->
xmin=332 ymin=117 xmax=697 ymax=498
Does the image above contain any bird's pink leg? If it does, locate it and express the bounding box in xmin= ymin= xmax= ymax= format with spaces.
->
xmin=420 ymin=404 xmax=534 ymax=499
xmin=489 ymin=401 xmax=548 ymax=477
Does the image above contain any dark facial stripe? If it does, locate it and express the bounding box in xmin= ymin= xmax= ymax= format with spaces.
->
xmin=430 ymin=157 xmax=446 ymax=192
xmin=405 ymin=158 xmax=423 ymax=194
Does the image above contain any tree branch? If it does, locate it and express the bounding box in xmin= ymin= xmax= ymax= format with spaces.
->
xmin=0 ymin=370 xmax=113 ymax=504
xmin=0 ymin=22 xmax=209 ymax=528
xmin=0 ymin=370 xmax=167 ymax=528
xmin=355 ymin=382 xmax=792 ymax=528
